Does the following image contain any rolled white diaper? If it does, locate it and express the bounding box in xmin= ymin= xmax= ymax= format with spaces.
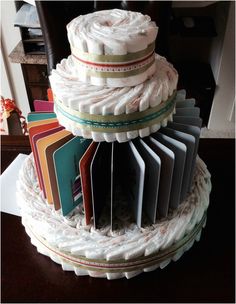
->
xmin=67 ymin=9 xmax=158 ymax=87
xmin=50 ymin=54 xmax=178 ymax=142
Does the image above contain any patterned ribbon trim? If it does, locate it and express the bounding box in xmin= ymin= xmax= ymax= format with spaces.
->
xmin=71 ymin=42 xmax=156 ymax=78
xmin=72 ymin=54 xmax=155 ymax=78
xmin=71 ymin=41 xmax=155 ymax=64
xmin=25 ymin=212 xmax=207 ymax=273
xmin=54 ymin=91 xmax=176 ymax=133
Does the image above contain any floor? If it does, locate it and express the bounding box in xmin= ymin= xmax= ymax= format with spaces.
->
xmin=200 ymin=127 xmax=235 ymax=138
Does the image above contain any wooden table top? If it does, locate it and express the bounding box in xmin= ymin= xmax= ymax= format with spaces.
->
xmin=1 ymin=136 xmax=235 ymax=303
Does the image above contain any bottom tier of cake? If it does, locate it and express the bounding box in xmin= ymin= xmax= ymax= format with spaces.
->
xmin=17 ymin=154 xmax=211 ymax=280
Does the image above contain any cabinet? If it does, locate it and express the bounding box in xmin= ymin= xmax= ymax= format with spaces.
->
xmin=9 ymin=40 xmax=49 ymax=112
xmin=11 ymin=1 xmax=49 ymax=111
xmin=21 ymin=64 xmax=49 ymax=110
xmin=169 ymin=1 xmax=230 ymax=127
xmin=14 ymin=1 xmax=45 ymax=55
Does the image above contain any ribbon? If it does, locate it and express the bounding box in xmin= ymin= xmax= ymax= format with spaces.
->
xmin=54 ymin=91 xmax=176 ymax=133
xmin=71 ymin=41 xmax=155 ymax=64
xmin=25 ymin=212 xmax=207 ymax=273
xmin=73 ymin=56 xmax=155 ymax=79
xmin=71 ymin=42 xmax=156 ymax=79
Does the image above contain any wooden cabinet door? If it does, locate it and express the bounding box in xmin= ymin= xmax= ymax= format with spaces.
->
xmin=21 ymin=64 xmax=49 ymax=111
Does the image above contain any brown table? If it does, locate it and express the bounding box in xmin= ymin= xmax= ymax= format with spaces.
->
xmin=1 ymin=136 xmax=235 ymax=303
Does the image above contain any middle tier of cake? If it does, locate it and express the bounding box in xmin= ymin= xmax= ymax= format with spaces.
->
xmin=25 ymin=89 xmax=202 ymax=227
xmin=50 ymin=54 xmax=178 ymax=142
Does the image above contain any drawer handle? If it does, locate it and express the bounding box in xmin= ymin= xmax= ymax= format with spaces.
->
xmin=41 ymin=71 xmax=48 ymax=79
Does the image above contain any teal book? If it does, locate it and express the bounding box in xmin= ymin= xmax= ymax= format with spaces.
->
xmin=53 ymin=137 xmax=91 ymax=216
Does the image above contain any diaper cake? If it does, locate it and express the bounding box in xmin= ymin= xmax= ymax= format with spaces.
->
xmin=17 ymin=9 xmax=211 ymax=279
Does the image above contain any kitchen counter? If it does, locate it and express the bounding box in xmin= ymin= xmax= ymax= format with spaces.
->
xmin=9 ymin=40 xmax=47 ymax=65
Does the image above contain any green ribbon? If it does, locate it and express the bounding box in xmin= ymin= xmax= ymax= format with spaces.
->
xmin=71 ymin=41 xmax=155 ymax=64
xmin=54 ymin=91 xmax=177 ymax=133
xmin=77 ymin=59 xmax=155 ymax=78
xmin=26 ymin=212 xmax=207 ymax=273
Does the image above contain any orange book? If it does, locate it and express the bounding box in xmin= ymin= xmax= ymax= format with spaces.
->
xmin=36 ymin=129 xmax=72 ymax=204
xmin=47 ymin=88 xmax=54 ymax=102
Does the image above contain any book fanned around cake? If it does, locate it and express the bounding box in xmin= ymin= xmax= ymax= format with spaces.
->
xmin=16 ymin=9 xmax=211 ymax=280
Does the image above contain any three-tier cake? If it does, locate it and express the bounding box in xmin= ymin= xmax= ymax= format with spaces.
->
xmin=17 ymin=9 xmax=211 ymax=279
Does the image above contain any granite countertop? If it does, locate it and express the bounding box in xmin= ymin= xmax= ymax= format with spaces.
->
xmin=9 ymin=41 xmax=47 ymax=65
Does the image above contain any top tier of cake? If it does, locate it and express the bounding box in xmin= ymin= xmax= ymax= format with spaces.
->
xmin=67 ymin=9 xmax=158 ymax=87
xmin=50 ymin=9 xmax=178 ymax=142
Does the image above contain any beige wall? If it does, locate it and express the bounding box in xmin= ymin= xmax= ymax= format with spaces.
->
xmin=1 ymin=0 xmax=30 ymax=116
xmin=1 ymin=47 xmax=12 ymax=99
xmin=208 ymin=1 xmax=235 ymax=130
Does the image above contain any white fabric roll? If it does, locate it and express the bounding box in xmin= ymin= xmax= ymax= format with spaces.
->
xmin=67 ymin=9 xmax=158 ymax=87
